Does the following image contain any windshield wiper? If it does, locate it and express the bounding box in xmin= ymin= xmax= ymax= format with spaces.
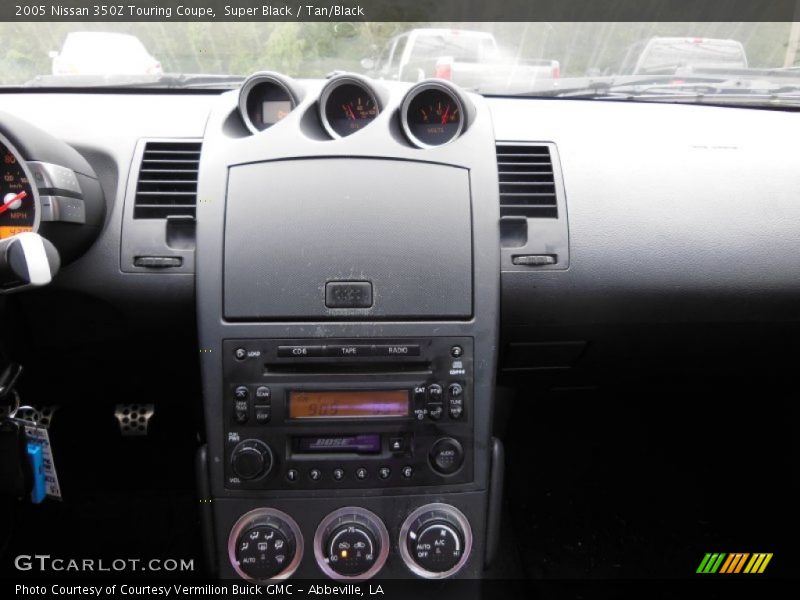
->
xmin=513 ymin=74 xmax=738 ymax=97
xmin=563 ymin=80 xmax=800 ymax=107
xmin=510 ymin=73 xmax=800 ymax=107
xmin=22 ymin=73 xmax=245 ymax=89
xmin=130 ymin=73 xmax=246 ymax=89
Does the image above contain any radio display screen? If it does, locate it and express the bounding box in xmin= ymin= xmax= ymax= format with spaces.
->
xmin=288 ymin=390 xmax=409 ymax=419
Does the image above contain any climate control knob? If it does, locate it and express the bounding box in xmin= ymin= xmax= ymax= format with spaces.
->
xmin=314 ymin=507 xmax=389 ymax=580
xmin=400 ymin=503 xmax=472 ymax=578
xmin=228 ymin=508 xmax=303 ymax=581
xmin=231 ymin=439 xmax=273 ymax=480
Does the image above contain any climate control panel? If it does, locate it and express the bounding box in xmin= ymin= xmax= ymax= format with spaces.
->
xmin=227 ymin=503 xmax=472 ymax=581
xmin=399 ymin=504 xmax=473 ymax=579
xmin=313 ymin=507 xmax=390 ymax=580
xmin=228 ymin=508 xmax=303 ymax=581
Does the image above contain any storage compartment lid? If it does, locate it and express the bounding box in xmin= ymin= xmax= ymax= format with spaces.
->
xmin=223 ymin=158 xmax=473 ymax=320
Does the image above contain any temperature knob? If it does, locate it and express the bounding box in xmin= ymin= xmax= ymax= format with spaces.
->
xmin=228 ymin=508 xmax=303 ymax=581
xmin=400 ymin=503 xmax=472 ymax=578
xmin=314 ymin=507 xmax=389 ymax=580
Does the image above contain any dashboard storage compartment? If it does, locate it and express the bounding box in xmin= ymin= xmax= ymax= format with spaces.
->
xmin=223 ymin=158 xmax=473 ymax=320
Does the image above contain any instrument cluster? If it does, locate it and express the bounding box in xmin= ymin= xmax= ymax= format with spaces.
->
xmin=237 ymin=72 xmax=471 ymax=148
xmin=0 ymin=133 xmax=38 ymax=240
xmin=0 ymin=117 xmax=106 ymax=293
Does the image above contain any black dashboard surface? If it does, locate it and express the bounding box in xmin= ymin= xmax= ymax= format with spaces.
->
xmin=1 ymin=82 xmax=799 ymax=585
xmin=1 ymin=88 xmax=799 ymax=365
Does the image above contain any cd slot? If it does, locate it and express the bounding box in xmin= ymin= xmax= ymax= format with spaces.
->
xmin=291 ymin=434 xmax=382 ymax=455
xmin=263 ymin=361 xmax=432 ymax=375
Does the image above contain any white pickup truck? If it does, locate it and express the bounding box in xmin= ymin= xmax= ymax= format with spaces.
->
xmin=617 ymin=37 xmax=749 ymax=75
xmin=363 ymin=28 xmax=560 ymax=91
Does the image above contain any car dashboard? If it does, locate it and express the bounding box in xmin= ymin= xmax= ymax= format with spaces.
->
xmin=1 ymin=72 xmax=799 ymax=584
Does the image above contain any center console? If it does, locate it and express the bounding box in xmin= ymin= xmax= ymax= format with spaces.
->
xmin=223 ymin=337 xmax=474 ymax=491
xmin=195 ymin=77 xmax=501 ymax=581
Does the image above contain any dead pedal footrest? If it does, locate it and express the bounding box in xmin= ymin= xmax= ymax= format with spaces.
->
xmin=114 ymin=403 xmax=154 ymax=436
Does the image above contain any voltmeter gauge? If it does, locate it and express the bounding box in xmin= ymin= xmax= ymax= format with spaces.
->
xmin=401 ymin=81 xmax=467 ymax=148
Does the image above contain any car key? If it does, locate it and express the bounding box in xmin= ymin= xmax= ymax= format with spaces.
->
xmin=0 ymin=417 xmax=33 ymax=500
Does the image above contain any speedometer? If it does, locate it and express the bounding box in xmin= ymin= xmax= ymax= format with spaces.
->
xmin=320 ymin=76 xmax=381 ymax=139
xmin=0 ymin=135 xmax=37 ymax=240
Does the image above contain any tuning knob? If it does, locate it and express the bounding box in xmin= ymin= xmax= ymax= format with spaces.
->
xmin=400 ymin=503 xmax=472 ymax=578
xmin=231 ymin=439 xmax=273 ymax=480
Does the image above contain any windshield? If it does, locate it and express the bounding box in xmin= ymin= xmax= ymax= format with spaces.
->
xmin=1 ymin=22 xmax=799 ymax=105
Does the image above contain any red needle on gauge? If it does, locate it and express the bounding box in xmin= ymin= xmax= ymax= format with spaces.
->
xmin=0 ymin=191 xmax=26 ymax=214
xmin=342 ymin=104 xmax=356 ymax=120
xmin=441 ymin=105 xmax=450 ymax=125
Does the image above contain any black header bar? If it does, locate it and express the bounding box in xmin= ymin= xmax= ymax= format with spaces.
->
xmin=3 ymin=0 xmax=800 ymax=22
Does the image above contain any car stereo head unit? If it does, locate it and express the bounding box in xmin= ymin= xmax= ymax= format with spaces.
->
xmin=222 ymin=337 xmax=474 ymax=491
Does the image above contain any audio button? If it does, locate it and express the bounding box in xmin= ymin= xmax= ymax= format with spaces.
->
xmin=430 ymin=438 xmax=464 ymax=476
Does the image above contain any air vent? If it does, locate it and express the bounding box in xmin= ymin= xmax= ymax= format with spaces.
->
xmin=496 ymin=143 xmax=557 ymax=218
xmin=133 ymin=141 xmax=201 ymax=219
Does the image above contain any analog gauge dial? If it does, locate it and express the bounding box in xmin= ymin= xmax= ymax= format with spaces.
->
xmin=239 ymin=73 xmax=298 ymax=134
xmin=0 ymin=138 xmax=36 ymax=240
xmin=321 ymin=80 xmax=380 ymax=138
xmin=402 ymin=84 xmax=465 ymax=148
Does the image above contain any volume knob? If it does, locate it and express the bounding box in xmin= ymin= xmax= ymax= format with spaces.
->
xmin=231 ymin=439 xmax=273 ymax=480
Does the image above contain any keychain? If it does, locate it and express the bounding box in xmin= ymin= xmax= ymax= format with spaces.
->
xmin=15 ymin=403 xmax=61 ymax=503
xmin=0 ymin=389 xmax=31 ymax=500
xmin=0 ymin=363 xmax=62 ymax=503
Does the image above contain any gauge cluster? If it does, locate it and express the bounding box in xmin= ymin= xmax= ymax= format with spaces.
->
xmin=319 ymin=75 xmax=381 ymax=139
xmin=401 ymin=81 xmax=466 ymax=148
xmin=0 ymin=112 xmax=106 ymax=268
xmin=237 ymin=73 xmax=471 ymax=147
xmin=0 ymin=134 xmax=38 ymax=240
xmin=238 ymin=72 xmax=300 ymax=133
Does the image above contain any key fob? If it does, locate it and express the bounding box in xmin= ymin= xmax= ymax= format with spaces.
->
xmin=0 ymin=418 xmax=33 ymax=499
